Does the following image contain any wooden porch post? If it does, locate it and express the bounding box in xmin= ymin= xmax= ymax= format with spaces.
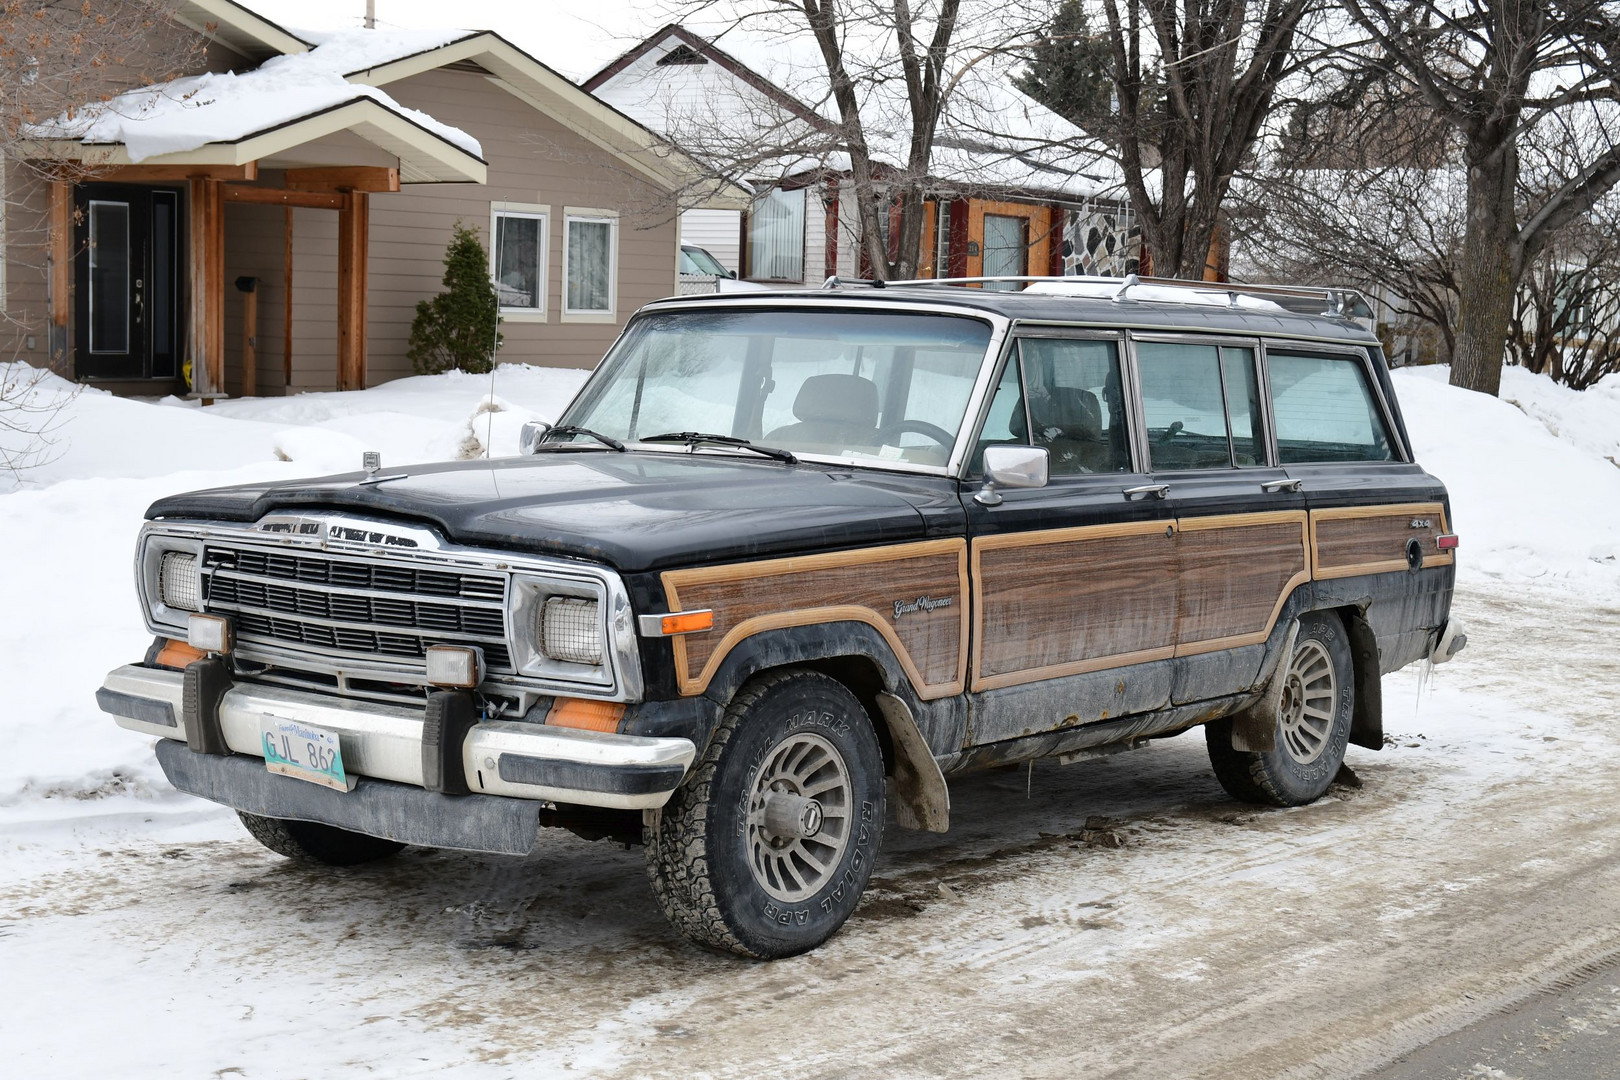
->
xmin=337 ymin=190 xmax=369 ymax=391
xmin=187 ymin=176 xmax=226 ymax=396
xmin=47 ymin=180 xmax=71 ymax=371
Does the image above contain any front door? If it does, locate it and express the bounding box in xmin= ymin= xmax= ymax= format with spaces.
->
xmin=963 ymin=333 xmax=1178 ymax=745
xmin=74 ymin=184 xmax=182 ymax=381
xmin=981 ymin=214 xmax=1028 ymax=291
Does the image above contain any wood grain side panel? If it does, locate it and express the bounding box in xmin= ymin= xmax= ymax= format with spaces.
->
xmin=661 ymin=540 xmax=969 ymax=700
xmin=971 ymin=521 xmax=1178 ymax=691
xmin=1176 ymin=514 xmax=1309 ymax=653
xmin=1311 ymin=502 xmax=1453 ymax=580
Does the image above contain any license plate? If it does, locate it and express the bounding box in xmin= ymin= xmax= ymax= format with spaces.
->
xmin=260 ymin=716 xmax=356 ymax=792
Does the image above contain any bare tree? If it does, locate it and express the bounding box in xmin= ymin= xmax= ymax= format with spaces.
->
xmin=1342 ymin=0 xmax=1620 ymax=396
xmin=1080 ymin=0 xmax=1317 ymax=279
xmin=1508 ymin=197 xmax=1620 ymax=390
xmin=657 ymin=1 xmax=1045 ymax=280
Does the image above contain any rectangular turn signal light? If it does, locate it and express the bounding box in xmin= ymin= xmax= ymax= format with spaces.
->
xmin=548 ymin=698 xmax=627 ymax=733
xmin=425 ymin=645 xmax=483 ymax=689
xmin=186 ymin=614 xmax=233 ymax=655
xmin=637 ymin=610 xmax=715 ymax=637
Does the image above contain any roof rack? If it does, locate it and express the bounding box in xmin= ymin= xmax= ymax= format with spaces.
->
xmin=825 ymin=273 xmax=1371 ymax=320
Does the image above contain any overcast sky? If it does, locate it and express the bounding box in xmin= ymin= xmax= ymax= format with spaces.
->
xmin=250 ymin=0 xmax=733 ymax=82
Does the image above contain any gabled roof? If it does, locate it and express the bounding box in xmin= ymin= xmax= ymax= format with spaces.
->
xmin=170 ymin=0 xmax=311 ymax=61
xmin=582 ymin=23 xmax=830 ymax=133
xmin=344 ymin=29 xmax=751 ymax=205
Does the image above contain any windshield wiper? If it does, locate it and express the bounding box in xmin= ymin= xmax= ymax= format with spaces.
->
xmin=641 ymin=431 xmax=797 ymax=464
xmin=540 ymin=425 xmax=626 ymax=451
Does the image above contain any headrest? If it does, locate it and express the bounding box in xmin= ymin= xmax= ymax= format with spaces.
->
xmin=793 ymin=373 xmax=880 ymax=427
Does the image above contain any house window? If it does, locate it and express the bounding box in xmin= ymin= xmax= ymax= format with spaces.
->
xmin=491 ymin=202 xmax=549 ymax=319
xmin=935 ymin=200 xmax=951 ymax=278
xmin=564 ymin=210 xmax=618 ymax=318
xmin=745 ymin=187 xmax=806 ymax=282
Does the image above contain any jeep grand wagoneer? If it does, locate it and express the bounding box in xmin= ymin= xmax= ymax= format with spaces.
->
xmin=98 ymin=276 xmax=1464 ymax=958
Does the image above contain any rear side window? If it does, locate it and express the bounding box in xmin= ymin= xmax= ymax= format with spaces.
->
xmin=1267 ymin=351 xmax=1395 ymax=463
xmin=1136 ymin=341 xmax=1263 ymax=470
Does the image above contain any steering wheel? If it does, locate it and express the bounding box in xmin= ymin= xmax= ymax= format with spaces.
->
xmin=876 ymin=419 xmax=956 ymax=449
xmin=1155 ymin=420 xmax=1185 ymax=445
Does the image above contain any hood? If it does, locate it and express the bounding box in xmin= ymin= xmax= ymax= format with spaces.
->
xmin=145 ymin=451 xmax=965 ymax=573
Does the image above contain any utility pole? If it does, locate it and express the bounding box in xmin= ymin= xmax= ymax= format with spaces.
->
xmin=364 ymin=0 xmax=375 ymax=29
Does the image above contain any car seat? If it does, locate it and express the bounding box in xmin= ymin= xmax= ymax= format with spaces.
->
xmin=765 ymin=373 xmax=881 ymax=451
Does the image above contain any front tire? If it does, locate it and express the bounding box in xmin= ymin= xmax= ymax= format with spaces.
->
xmin=644 ymin=670 xmax=885 ymax=959
xmin=1207 ymin=611 xmax=1354 ymax=806
xmin=238 ymin=812 xmax=406 ymax=866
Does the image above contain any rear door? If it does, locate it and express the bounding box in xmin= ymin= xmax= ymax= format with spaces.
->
xmin=1266 ymin=343 xmax=1454 ymax=668
xmin=962 ymin=331 xmax=1177 ymax=744
xmin=1131 ymin=334 xmax=1312 ymax=702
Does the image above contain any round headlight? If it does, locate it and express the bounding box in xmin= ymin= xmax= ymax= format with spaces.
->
xmin=539 ymin=597 xmax=602 ymax=666
xmin=159 ymin=551 xmax=202 ymax=612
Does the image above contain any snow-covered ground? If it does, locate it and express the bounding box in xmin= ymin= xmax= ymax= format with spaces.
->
xmin=1 ymin=360 xmax=1618 ymax=1078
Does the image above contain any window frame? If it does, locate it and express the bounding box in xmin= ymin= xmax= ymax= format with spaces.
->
xmin=1126 ymin=331 xmax=1268 ymax=474
xmin=1259 ymin=339 xmax=1409 ymax=466
xmin=743 ymin=185 xmax=807 ymax=283
xmin=963 ymin=328 xmax=1138 ymax=477
xmin=489 ymin=201 xmax=550 ymax=322
xmin=562 ymin=207 xmax=619 ymax=323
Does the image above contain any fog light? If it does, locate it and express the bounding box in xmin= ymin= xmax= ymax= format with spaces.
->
xmin=540 ymin=597 xmax=603 ymax=665
xmin=426 ymin=645 xmax=483 ymax=689
xmin=160 ymin=551 xmax=202 ymax=612
xmin=187 ymin=614 xmax=233 ymax=654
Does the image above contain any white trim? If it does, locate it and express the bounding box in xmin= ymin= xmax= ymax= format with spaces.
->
xmin=490 ymin=201 xmax=550 ymax=321
xmin=562 ymin=209 xmax=618 ymax=321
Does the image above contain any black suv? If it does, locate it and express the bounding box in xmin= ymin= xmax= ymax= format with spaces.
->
xmin=99 ymin=277 xmax=1464 ymax=958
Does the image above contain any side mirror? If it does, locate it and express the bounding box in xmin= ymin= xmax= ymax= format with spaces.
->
xmin=976 ymin=445 xmax=1048 ymax=506
xmin=519 ymin=420 xmax=553 ymax=455
xmin=728 ymin=270 xmax=739 ymax=279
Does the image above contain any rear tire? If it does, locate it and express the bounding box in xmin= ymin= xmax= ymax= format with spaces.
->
xmin=1207 ymin=611 xmax=1354 ymax=807
xmin=644 ymin=670 xmax=885 ymax=959
xmin=237 ymin=812 xmax=405 ymax=866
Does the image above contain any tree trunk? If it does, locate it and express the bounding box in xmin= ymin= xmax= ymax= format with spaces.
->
xmin=1450 ymin=146 xmax=1519 ymax=396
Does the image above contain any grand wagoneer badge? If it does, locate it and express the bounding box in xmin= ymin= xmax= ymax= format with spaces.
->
xmin=894 ymin=595 xmax=954 ymax=619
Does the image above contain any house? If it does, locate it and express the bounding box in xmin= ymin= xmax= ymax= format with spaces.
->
xmin=4 ymin=0 xmax=744 ymax=397
xmin=583 ymin=24 xmax=1141 ymax=289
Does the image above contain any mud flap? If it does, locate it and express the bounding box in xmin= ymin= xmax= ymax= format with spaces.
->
xmin=875 ymin=692 xmax=950 ymax=832
xmin=1345 ymin=611 xmax=1383 ymax=751
xmin=1228 ymin=620 xmax=1297 ymax=753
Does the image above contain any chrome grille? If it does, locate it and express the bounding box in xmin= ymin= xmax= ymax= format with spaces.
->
xmin=201 ymin=545 xmax=512 ymax=672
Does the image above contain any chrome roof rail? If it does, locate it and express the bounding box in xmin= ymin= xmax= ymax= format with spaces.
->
xmin=874 ymin=273 xmax=1372 ymax=319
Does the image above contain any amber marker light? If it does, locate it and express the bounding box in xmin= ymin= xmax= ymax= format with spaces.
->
xmin=637 ymin=610 xmax=715 ymax=637
xmin=548 ymin=698 xmax=627 ymax=733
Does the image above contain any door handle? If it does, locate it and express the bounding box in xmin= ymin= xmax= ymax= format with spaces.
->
xmin=1261 ymin=478 xmax=1302 ymax=493
xmin=1123 ymin=483 xmax=1169 ymax=501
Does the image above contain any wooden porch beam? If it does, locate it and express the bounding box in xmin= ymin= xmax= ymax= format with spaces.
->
xmin=188 ymin=177 xmax=226 ymax=397
xmin=96 ymin=162 xmax=258 ymax=183
xmin=284 ymin=166 xmax=399 ymax=193
xmin=222 ymin=184 xmax=344 ymax=209
xmin=336 ymin=191 xmax=369 ymax=391
xmin=47 ymin=181 xmax=71 ymax=333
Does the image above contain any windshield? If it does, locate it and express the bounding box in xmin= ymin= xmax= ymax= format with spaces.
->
xmin=680 ymin=247 xmax=728 ymax=276
xmin=560 ymin=309 xmax=995 ymax=468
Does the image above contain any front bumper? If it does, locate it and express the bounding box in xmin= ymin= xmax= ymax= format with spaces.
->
xmin=98 ymin=664 xmax=696 ymax=813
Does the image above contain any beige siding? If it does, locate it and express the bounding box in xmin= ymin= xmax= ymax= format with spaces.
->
xmin=221 ymin=201 xmax=288 ymax=396
xmin=363 ymin=67 xmax=681 ymax=383
xmin=2 ymin=161 xmax=59 ymax=371
xmin=289 ymin=206 xmax=339 ymax=393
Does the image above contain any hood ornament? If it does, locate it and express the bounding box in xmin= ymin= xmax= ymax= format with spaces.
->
xmin=362 ymin=451 xmax=381 ymax=476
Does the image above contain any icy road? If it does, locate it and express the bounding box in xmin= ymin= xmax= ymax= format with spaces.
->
xmin=3 ymin=583 xmax=1618 ymax=1080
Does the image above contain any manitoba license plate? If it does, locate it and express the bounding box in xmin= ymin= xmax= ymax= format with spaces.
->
xmin=260 ymin=716 xmax=356 ymax=792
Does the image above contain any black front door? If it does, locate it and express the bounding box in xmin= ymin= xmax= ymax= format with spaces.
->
xmin=74 ymin=184 xmax=182 ymax=381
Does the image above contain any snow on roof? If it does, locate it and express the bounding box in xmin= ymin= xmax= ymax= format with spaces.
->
xmin=29 ymin=28 xmax=483 ymax=162
xmin=590 ymin=24 xmax=1120 ymax=200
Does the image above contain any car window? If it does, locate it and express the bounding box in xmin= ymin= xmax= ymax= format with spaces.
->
xmin=1017 ymin=338 xmax=1131 ymax=474
xmin=971 ymin=352 xmax=1025 ymax=472
xmin=1268 ymin=351 xmax=1395 ymax=463
xmin=1137 ymin=342 xmax=1234 ymax=470
xmin=1222 ymin=347 xmax=1265 ymax=467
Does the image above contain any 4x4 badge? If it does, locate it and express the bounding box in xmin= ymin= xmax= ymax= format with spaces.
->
xmin=1410 ymin=518 xmax=1433 ymax=529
